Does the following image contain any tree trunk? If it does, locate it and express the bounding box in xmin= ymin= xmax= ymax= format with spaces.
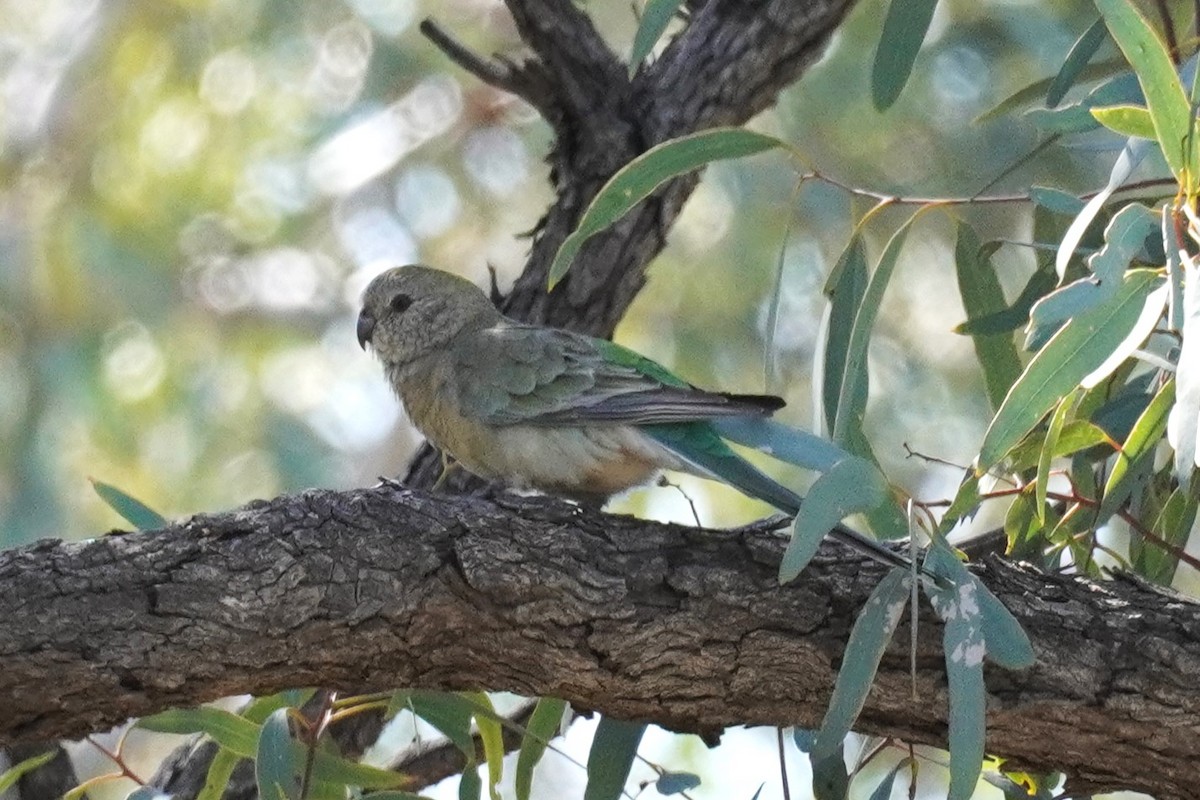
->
xmin=3 ymin=487 xmax=1199 ymax=799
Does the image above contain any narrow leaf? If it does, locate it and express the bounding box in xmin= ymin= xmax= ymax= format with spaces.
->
xmin=1140 ymin=481 xmax=1200 ymax=583
xmin=1036 ymin=391 xmax=1078 ymax=520
xmin=139 ymin=708 xmax=260 ymax=757
xmin=1096 ymin=0 xmax=1194 ymax=181
xmin=0 ymin=751 xmax=56 ymax=794
xmin=656 ymin=772 xmax=701 ymax=795
xmin=978 ymin=270 xmax=1164 ymax=469
xmin=584 ymin=718 xmax=645 ymax=800
xmin=870 ymin=0 xmax=938 ymax=110
xmin=256 ymin=709 xmax=300 ymax=800
xmin=409 ymin=692 xmax=476 ymax=756
xmin=461 ymin=692 xmax=504 ymax=800
xmin=712 ymin=416 xmax=850 ymax=473
xmin=834 ymin=214 xmax=919 ymax=445
xmin=515 ymin=698 xmax=567 ymax=800
xmin=866 ymin=760 xmax=910 ymax=800
xmin=924 ymin=547 xmax=985 ymax=800
xmin=822 ymin=235 xmax=869 ymax=434
xmin=549 ymin=129 xmax=785 ymax=286
xmin=955 ymin=223 xmax=1023 ymax=411
xmin=813 ymin=568 xmax=910 ymax=760
xmin=197 ymin=748 xmax=241 ymax=800
xmin=811 ymin=744 xmax=850 ymax=800
xmin=780 ymin=456 xmax=889 ymax=583
xmin=1054 ymin=138 xmax=1149 ymax=279
xmin=90 ymin=479 xmax=167 ymax=531
xmin=1046 ymin=19 xmax=1109 ymax=107
xmin=629 ymin=0 xmax=685 ymax=75
xmin=1091 ymin=104 xmax=1157 ymax=138
xmin=1101 ymin=379 xmax=1175 ymax=521
xmin=976 ymin=58 xmax=1131 ymax=123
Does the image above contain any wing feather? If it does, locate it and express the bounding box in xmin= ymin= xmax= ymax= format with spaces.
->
xmin=454 ymin=324 xmax=783 ymax=426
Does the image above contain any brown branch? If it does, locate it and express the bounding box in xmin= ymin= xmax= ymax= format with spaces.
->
xmin=2 ymin=486 xmax=1200 ymax=799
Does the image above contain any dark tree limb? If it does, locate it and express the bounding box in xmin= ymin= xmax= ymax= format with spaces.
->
xmin=3 ymin=486 xmax=1200 ymax=799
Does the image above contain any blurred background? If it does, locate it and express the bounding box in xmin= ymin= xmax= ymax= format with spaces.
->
xmin=0 ymin=0 xmax=1146 ymax=796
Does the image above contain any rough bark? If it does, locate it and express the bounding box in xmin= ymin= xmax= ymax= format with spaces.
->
xmin=3 ymin=486 xmax=1199 ymax=799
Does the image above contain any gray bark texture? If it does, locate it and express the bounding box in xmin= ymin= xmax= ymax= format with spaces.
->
xmin=2 ymin=487 xmax=1199 ymax=800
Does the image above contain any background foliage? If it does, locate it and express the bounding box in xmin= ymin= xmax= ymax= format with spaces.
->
xmin=2 ymin=0 xmax=1194 ymax=797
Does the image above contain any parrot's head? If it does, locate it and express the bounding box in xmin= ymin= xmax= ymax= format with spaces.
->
xmin=357 ymin=265 xmax=500 ymax=366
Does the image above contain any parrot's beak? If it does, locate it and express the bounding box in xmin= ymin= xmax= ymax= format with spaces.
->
xmin=356 ymin=310 xmax=376 ymax=350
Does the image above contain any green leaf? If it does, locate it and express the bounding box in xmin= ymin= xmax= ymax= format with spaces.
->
xmin=515 ymin=698 xmax=566 ymax=800
xmin=1096 ymin=0 xmax=1195 ymax=183
xmin=1004 ymin=419 xmax=1112 ymax=472
xmin=139 ymin=708 xmax=260 ymax=757
xmin=955 ymin=223 xmax=1023 ymax=411
xmin=256 ymin=709 xmax=300 ymax=800
xmin=0 ymin=750 xmax=56 ymax=794
xmin=629 ymin=0 xmax=684 ymax=75
xmin=822 ymin=235 xmax=870 ymax=434
xmin=309 ymin=750 xmax=410 ymax=791
xmin=924 ymin=546 xmax=985 ymax=800
xmin=459 ymin=765 xmax=482 ymax=800
xmin=834 ymin=214 xmax=918 ymax=446
xmin=870 ymin=0 xmax=937 ymax=110
xmin=975 ymin=577 xmax=1036 ymax=669
xmin=1100 ymin=378 xmax=1174 ymax=522
xmin=584 ymin=717 xmax=645 ymax=800
xmin=978 ymin=269 xmax=1164 ymax=470
xmin=1139 ymin=479 xmax=1200 ymax=583
xmin=954 ymin=261 xmax=1058 ymax=336
xmin=976 ymin=58 xmax=1131 ymax=123
xmin=1036 ymin=390 xmax=1079 ymax=520
xmin=1046 ymin=19 xmax=1109 ymax=107
xmin=1029 ymin=186 xmax=1086 ymax=216
xmin=656 ymin=772 xmax=701 ymax=794
xmin=712 ymin=416 xmax=850 ymax=473
xmin=865 ymin=760 xmax=909 ymax=800
xmin=549 ymin=128 xmax=785 ymax=286
xmin=461 ymin=692 xmax=504 ymax=800
xmin=1031 ymin=202 xmax=1157 ymax=341
xmin=780 ymin=456 xmax=889 ymax=583
xmin=90 ymin=478 xmax=167 ymax=530
xmin=364 ymin=793 xmax=437 ymax=800
xmin=940 ymin=473 xmax=982 ymax=534
xmin=409 ymin=691 xmax=476 ymax=756
xmin=1091 ymin=104 xmax=1157 ymax=138
xmin=197 ymin=748 xmax=241 ymax=800
xmin=814 ymin=567 xmax=910 ymax=760
xmin=1053 ymin=139 xmax=1149 ymax=281
xmin=811 ymin=743 xmax=850 ymax=800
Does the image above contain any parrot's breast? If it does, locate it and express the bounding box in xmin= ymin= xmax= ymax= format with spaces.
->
xmin=391 ymin=355 xmax=689 ymax=501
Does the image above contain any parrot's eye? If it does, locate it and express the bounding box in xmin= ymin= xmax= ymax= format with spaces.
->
xmin=390 ymin=293 xmax=413 ymax=313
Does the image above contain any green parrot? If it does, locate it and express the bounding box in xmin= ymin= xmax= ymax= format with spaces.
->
xmin=357 ymin=265 xmax=912 ymax=571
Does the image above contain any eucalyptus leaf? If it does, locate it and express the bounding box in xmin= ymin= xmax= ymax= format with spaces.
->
xmin=550 ymin=128 xmax=785 ymax=286
xmin=781 ymin=457 xmax=889 ymax=583
xmin=979 ymin=270 xmax=1164 ymax=470
xmin=584 ymin=718 xmax=646 ymax=800
xmin=870 ymin=0 xmax=937 ymax=110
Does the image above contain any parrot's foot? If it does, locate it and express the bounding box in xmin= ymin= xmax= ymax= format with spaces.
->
xmin=375 ymin=475 xmax=407 ymax=491
xmin=431 ymin=452 xmax=460 ymax=492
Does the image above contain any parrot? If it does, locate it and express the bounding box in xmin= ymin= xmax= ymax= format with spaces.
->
xmin=357 ymin=264 xmax=914 ymax=572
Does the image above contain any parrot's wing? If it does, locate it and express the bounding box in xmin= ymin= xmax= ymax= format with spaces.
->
xmin=454 ymin=324 xmax=784 ymax=426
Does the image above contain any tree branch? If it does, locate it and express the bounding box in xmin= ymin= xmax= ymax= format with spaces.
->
xmin=3 ymin=486 xmax=1199 ymax=798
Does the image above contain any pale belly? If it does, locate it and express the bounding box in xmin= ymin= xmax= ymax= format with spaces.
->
xmin=393 ymin=359 xmax=691 ymax=500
